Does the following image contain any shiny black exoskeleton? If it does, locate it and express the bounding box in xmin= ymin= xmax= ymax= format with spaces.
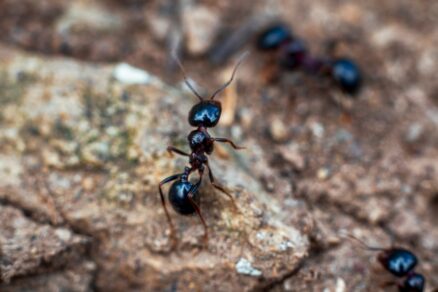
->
xmin=257 ymin=24 xmax=292 ymax=50
xmin=168 ymin=176 xmax=199 ymax=215
xmin=378 ymin=248 xmax=418 ymax=277
xmin=400 ymin=273 xmax=425 ymax=292
xmin=331 ymin=58 xmax=362 ymax=95
xmin=347 ymin=235 xmax=426 ymax=292
xmin=188 ymin=100 xmax=222 ymax=127
xmin=257 ymin=23 xmax=362 ymax=95
xmin=378 ymin=249 xmax=425 ymax=292
xmin=158 ymin=53 xmax=247 ymax=247
xmin=188 ymin=129 xmax=214 ymax=154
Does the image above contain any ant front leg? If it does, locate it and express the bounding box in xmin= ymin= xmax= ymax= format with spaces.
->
xmin=206 ymin=161 xmax=238 ymax=211
xmin=167 ymin=146 xmax=190 ymax=157
xmin=188 ymin=168 xmax=208 ymax=246
xmin=158 ymin=174 xmax=180 ymax=248
xmin=213 ymin=138 xmax=245 ymax=150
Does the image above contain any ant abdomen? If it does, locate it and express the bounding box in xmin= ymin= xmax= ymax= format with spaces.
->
xmin=330 ymin=58 xmax=362 ymax=95
xmin=168 ymin=180 xmax=200 ymax=215
xmin=188 ymin=100 xmax=222 ymax=128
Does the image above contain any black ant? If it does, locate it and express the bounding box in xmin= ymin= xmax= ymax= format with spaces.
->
xmin=256 ymin=23 xmax=362 ymax=95
xmin=346 ymin=234 xmax=426 ymax=292
xmin=158 ymin=53 xmax=248 ymax=248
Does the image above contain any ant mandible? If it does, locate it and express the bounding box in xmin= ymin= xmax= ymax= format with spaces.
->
xmin=256 ymin=23 xmax=362 ymax=95
xmin=158 ymin=52 xmax=248 ymax=248
xmin=346 ymin=234 xmax=426 ymax=292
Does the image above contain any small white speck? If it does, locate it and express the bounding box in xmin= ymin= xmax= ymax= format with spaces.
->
xmin=336 ymin=277 xmax=346 ymax=292
xmin=55 ymin=228 xmax=72 ymax=241
xmin=278 ymin=240 xmax=294 ymax=251
xmin=256 ymin=231 xmax=267 ymax=240
xmin=235 ymin=258 xmax=262 ymax=277
xmin=113 ymin=63 xmax=152 ymax=85
xmin=310 ymin=122 xmax=324 ymax=138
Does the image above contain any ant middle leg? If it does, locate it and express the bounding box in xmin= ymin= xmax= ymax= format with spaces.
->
xmin=213 ymin=138 xmax=245 ymax=150
xmin=167 ymin=146 xmax=190 ymax=157
xmin=158 ymin=174 xmax=180 ymax=248
xmin=205 ymin=162 xmax=238 ymax=211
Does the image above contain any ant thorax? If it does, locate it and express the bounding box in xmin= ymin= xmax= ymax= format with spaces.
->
xmin=188 ymin=129 xmax=214 ymax=154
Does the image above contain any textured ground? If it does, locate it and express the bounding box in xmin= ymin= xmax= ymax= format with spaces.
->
xmin=0 ymin=0 xmax=437 ymax=291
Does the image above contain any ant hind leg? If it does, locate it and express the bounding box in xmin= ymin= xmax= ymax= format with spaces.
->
xmin=158 ymin=174 xmax=180 ymax=249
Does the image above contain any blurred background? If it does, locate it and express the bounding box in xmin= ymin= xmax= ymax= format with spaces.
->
xmin=0 ymin=0 xmax=437 ymax=291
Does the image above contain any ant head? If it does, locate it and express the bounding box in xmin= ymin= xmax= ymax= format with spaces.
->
xmin=401 ymin=272 xmax=425 ymax=292
xmin=377 ymin=248 xmax=418 ymax=278
xmin=173 ymin=51 xmax=248 ymax=127
xmin=257 ymin=23 xmax=293 ymax=51
xmin=341 ymin=233 xmax=419 ymax=278
xmin=188 ymin=100 xmax=222 ymax=128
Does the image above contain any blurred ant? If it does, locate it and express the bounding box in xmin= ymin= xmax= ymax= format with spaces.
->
xmin=345 ymin=234 xmax=425 ymax=292
xmin=158 ymin=52 xmax=248 ymax=248
xmin=256 ymin=23 xmax=362 ymax=95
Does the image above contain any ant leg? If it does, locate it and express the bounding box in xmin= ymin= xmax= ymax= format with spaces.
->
xmin=205 ymin=161 xmax=238 ymax=211
xmin=158 ymin=174 xmax=180 ymax=248
xmin=167 ymin=146 xmax=190 ymax=157
xmin=188 ymin=169 xmax=208 ymax=245
xmin=213 ymin=137 xmax=245 ymax=150
xmin=188 ymin=194 xmax=208 ymax=246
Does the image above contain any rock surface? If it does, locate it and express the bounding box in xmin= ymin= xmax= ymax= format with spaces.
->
xmin=0 ymin=47 xmax=310 ymax=290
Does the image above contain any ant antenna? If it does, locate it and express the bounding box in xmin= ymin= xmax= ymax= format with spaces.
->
xmin=210 ymin=51 xmax=250 ymax=100
xmin=340 ymin=232 xmax=386 ymax=252
xmin=173 ymin=53 xmax=204 ymax=101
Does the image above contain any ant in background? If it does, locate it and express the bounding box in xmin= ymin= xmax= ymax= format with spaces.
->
xmin=346 ymin=234 xmax=425 ymax=292
xmin=158 ymin=52 xmax=248 ymax=248
xmin=256 ymin=23 xmax=362 ymax=95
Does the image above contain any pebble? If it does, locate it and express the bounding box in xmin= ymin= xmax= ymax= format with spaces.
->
xmin=113 ymin=63 xmax=152 ymax=85
xmin=270 ymin=118 xmax=289 ymax=142
xmin=317 ymin=167 xmax=331 ymax=180
xmin=235 ymin=258 xmax=262 ymax=277
xmin=55 ymin=228 xmax=72 ymax=242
